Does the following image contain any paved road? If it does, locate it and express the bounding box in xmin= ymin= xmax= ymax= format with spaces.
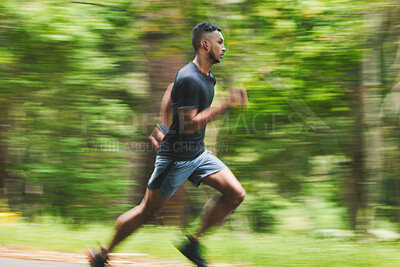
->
xmin=0 ymin=257 xmax=85 ymax=267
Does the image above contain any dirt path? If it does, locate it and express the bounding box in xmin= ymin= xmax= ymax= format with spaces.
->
xmin=0 ymin=246 xmax=249 ymax=266
xmin=0 ymin=246 xmax=190 ymax=266
xmin=0 ymin=257 xmax=84 ymax=267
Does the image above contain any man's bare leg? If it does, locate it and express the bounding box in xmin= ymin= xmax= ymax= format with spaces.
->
xmin=194 ymin=168 xmax=245 ymax=239
xmin=101 ymin=188 xmax=170 ymax=258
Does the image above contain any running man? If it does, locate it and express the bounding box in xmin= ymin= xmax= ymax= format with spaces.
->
xmin=89 ymin=22 xmax=247 ymax=267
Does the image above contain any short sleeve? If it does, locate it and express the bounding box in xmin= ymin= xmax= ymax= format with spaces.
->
xmin=175 ymin=77 xmax=201 ymax=110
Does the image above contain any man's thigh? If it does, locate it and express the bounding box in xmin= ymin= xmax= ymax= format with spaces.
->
xmin=144 ymin=188 xmax=170 ymax=211
xmin=201 ymin=168 xmax=245 ymax=198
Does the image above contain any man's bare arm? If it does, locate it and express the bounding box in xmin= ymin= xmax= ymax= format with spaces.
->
xmin=149 ymin=83 xmax=174 ymax=149
xmin=179 ymin=88 xmax=248 ymax=134
xmin=160 ymin=83 xmax=173 ymax=127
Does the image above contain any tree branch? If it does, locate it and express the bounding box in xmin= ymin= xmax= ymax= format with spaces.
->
xmin=71 ymin=1 xmax=127 ymax=12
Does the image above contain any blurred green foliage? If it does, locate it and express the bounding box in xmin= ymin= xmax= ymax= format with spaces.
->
xmin=1 ymin=0 xmax=400 ymax=234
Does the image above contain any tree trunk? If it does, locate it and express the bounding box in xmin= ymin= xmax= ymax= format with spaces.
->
xmin=348 ymin=83 xmax=367 ymax=231
xmin=0 ymin=101 xmax=10 ymax=212
xmin=380 ymin=32 xmax=400 ymax=229
xmin=360 ymin=10 xmax=384 ymax=231
xmin=131 ymin=30 xmax=188 ymax=225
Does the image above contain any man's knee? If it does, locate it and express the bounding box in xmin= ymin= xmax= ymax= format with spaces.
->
xmin=143 ymin=207 xmax=162 ymax=220
xmin=232 ymin=188 xmax=246 ymax=208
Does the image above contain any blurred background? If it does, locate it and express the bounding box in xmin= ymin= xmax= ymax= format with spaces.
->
xmin=1 ymin=0 xmax=400 ymax=265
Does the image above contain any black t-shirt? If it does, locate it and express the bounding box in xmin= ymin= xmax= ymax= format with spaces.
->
xmin=157 ymin=62 xmax=216 ymax=160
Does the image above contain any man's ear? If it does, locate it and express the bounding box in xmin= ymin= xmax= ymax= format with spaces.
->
xmin=201 ymin=39 xmax=209 ymax=51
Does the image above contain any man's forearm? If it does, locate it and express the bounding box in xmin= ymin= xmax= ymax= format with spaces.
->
xmin=183 ymin=104 xmax=229 ymax=133
xmin=207 ymin=103 xmax=230 ymax=124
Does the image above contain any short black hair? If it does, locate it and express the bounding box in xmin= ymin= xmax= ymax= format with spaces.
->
xmin=192 ymin=22 xmax=222 ymax=52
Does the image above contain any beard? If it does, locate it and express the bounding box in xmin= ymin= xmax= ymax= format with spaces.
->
xmin=208 ymin=49 xmax=221 ymax=64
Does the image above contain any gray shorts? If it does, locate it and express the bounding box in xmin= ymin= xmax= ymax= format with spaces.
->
xmin=147 ymin=150 xmax=227 ymax=197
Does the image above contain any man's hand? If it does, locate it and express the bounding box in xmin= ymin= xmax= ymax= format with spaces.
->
xmin=227 ymin=87 xmax=248 ymax=107
xmin=148 ymin=127 xmax=165 ymax=150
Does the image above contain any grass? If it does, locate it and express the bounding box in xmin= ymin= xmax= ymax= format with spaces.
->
xmin=1 ymin=217 xmax=400 ymax=266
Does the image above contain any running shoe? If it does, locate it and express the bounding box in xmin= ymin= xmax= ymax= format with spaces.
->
xmin=177 ymin=236 xmax=208 ymax=267
xmin=88 ymin=247 xmax=109 ymax=267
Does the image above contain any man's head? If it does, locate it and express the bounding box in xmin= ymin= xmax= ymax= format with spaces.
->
xmin=192 ymin=22 xmax=226 ymax=64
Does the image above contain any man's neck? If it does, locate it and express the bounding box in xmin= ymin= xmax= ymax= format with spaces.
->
xmin=193 ymin=55 xmax=212 ymax=76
